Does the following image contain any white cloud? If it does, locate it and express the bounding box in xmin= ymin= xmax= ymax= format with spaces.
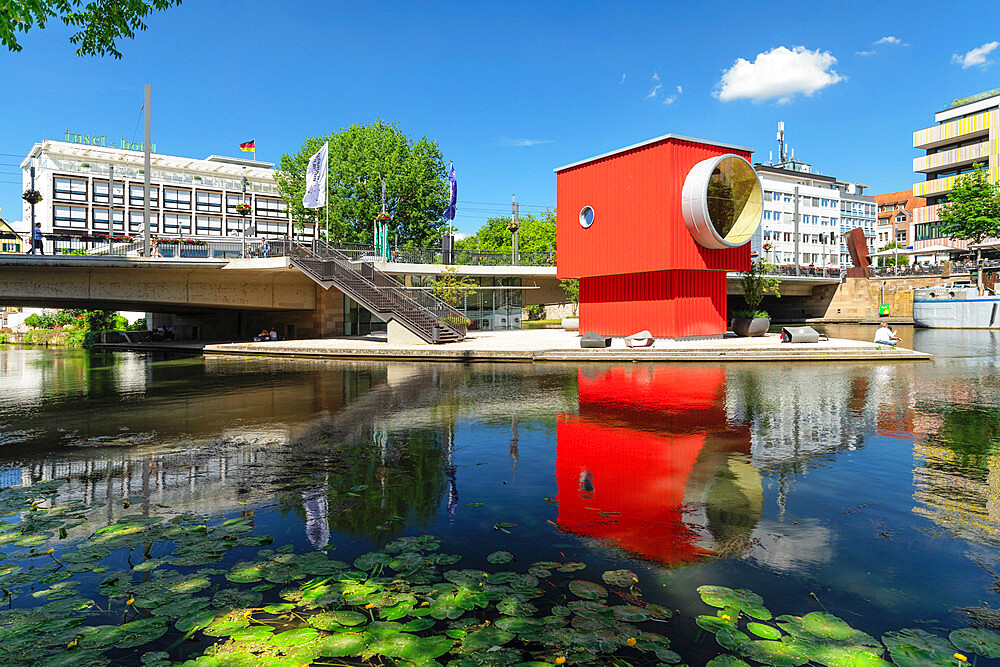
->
xmin=663 ymin=95 xmax=677 ymax=105
xmin=646 ymin=84 xmax=662 ymax=99
xmin=651 ymin=72 xmax=660 ymax=81
xmin=875 ymin=35 xmax=905 ymax=46
xmin=453 ymin=232 xmax=469 ymax=241
xmin=499 ymin=137 xmax=552 ymax=147
xmin=856 ymin=49 xmax=876 ymax=56
xmin=619 ymin=73 xmax=626 ymax=84
xmin=952 ymin=41 xmax=999 ymax=69
xmin=715 ymin=46 xmax=844 ymax=104
xmin=676 ymin=85 xmax=683 ymax=94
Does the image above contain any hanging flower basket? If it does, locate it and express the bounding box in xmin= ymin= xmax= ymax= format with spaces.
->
xmin=234 ymin=202 xmax=252 ymax=217
xmin=508 ymin=223 xmax=519 ymax=233
xmin=375 ymin=213 xmax=391 ymax=224
xmin=22 ymin=189 xmax=42 ymax=205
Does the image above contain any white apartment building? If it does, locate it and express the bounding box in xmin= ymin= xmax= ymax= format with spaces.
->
xmin=20 ymin=140 xmax=315 ymax=243
xmin=750 ymin=124 xmax=876 ymax=270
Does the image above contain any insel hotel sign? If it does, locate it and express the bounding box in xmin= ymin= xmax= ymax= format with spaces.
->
xmin=63 ymin=130 xmax=157 ymax=153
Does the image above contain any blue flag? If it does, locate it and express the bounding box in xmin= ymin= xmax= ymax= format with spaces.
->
xmin=444 ymin=162 xmax=457 ymax=221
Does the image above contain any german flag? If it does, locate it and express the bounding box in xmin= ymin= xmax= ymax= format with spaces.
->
xmin=239 ymin=140 xmax=255 ymax=152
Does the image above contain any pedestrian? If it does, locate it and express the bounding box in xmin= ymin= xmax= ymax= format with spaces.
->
xmin=269 ymin=327 xmax=278 ymax=341
xmin=25 ymin=222 xmax=44 ymax=255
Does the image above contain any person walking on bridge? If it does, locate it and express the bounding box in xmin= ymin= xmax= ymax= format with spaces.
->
xmin=25 ymin=223 xmax=44 ymax=255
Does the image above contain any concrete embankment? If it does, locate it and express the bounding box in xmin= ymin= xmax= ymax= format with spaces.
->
xmin=197 ymin=330 xmax=931 ymax=363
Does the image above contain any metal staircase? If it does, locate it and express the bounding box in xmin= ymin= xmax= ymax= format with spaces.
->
xmin=284 ymin=239 xmax=467 ymax=344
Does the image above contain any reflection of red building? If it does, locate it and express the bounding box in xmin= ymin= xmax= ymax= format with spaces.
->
xmin=556 ymin=366 xmax=753 ymax=565
xmin=555 ymin=135 xmax=762 ymax=338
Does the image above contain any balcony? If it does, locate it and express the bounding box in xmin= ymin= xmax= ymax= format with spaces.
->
xmin=913 ymin=111 xmax=991 ymax=150
xmin=914 ymin=203 xmax=944 ymax=224
xmin=914 ymin=175 xmax=959 ymax=198
xmin=913 ymin=140 xmax=991 ymax=173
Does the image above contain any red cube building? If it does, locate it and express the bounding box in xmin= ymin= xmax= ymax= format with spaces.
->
xmin=555 ymin=134 xmax=763 ymax=338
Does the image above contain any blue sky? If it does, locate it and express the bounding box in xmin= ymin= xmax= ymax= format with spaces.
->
xmin=2 ymin=0 xmax=1000 ymax=235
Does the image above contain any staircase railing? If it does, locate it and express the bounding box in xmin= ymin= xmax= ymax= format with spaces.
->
xmin=288 ymin=239 xmax=467 ymax=343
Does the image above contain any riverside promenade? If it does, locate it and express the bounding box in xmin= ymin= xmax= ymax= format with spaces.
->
xmin=200 ymin=329 xmax=931 ymax=363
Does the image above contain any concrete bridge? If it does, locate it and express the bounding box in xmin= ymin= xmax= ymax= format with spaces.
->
xmin=0 ymin=252 xmax=842 ymax=339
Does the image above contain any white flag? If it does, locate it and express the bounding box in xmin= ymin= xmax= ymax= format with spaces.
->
xmin=302 ymin=142 xmax=328 ymax=209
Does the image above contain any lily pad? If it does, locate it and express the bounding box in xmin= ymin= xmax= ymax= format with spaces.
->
xmin=487 ymin=551 xmax=514 ymax=564
xmin=739 ymin=639 xmax=809 ymax=666
xmin=115 ymin=618 xmax=168 ymax=649
xmin=747 ymin=622 xmax=783 ymax=640
xmin=801 ymin=612 xmax=853 ymax=641
xmin=612 ymin=605 xmax=650 ymax=622
xmin=602 ymin=569 xmax=638 ymax=587
xmin=707 ymin=657 xmax=751 ymax=667
xmin=950 ymin=628 xmax=1000 ymax=658
xmin=568 ymin=580 xmax=607 ymax=600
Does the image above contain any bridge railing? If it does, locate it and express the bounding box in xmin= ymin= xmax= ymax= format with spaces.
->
xmin=758 ymin=265 xmax=844 ymax=278
xmin=330 ymin=242 xmax=556 ymax=267
xmin=42 ymin=235 xmax=276 ymax=260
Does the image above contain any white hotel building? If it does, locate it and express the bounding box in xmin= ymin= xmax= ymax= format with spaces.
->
xmin=20 ymin=140 xmax=316 ymax=243
xmin=751 ymin=161 xmax=877 ymax=270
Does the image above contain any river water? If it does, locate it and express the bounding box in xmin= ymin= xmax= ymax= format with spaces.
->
xmin=1 ymin=326 xmax=999 ymax=663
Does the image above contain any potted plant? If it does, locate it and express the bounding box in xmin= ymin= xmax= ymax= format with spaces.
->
xmin=22 ymin=189 xmax=42 ymax=205
xmin=234 ymin=202 xmax=252 ymax=217
xmin=732 ymin=259 xmax=781 ymax=337
xmin=559 ymin=278 xmax=580 ymax=331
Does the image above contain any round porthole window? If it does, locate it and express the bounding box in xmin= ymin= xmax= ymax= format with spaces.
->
xmin=579 ymin=205 xmax=595 ymax=229
xmin=681 ymin=154 xmax=763 ymax=249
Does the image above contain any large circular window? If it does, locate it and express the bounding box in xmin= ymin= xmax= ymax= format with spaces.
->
xmin=681 ymin=154 xmax=762 ymax=249
xmin=579 ymin=205 xmax=595 ymax=228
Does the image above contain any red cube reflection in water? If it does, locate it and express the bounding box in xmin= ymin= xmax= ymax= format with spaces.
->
xmin=556 ymin=366 xmax=753 ymax=565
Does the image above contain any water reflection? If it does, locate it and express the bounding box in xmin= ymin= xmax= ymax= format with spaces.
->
xmin=556 ymin=366 xmax=759 ymax=564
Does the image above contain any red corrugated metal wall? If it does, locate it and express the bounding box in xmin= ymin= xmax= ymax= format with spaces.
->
xmin=556 ymin=137 xmax=752 ymax=279
xmin=578 ymin=269 xmax=727 ymax=337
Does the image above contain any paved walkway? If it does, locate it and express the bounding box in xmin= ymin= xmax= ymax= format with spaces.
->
xmin=201 ymin=329 xmax=931 ymax=363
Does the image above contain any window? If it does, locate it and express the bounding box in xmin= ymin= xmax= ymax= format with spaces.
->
xmin=226 ymin=217 xmax=249 ymax=235
xmin=53 ymin=205 xmax=87 ymax=228
xmin=896 ymin=230 xmax=907 ymax=243
xmin=93 ymin=180 xmax=124 ymax=205
xmin=92 ymin=208 xmax=125 ymax=231
xmin=226 ymin=194 xmax=247 ymax=215
xmin=915 ymin=222 xmax=942 ymax=241
xmin=257 ymin=220 xmax=288 ymax=235
xmin=195 ymin=191 xmax=222 ymax=213
xmin=163 ymin=213 xmax=192 ymax=235
xmin=53 ymin=177 xmax=87 ymax=202
xmin=2 ymin=243 xmax=19 ymax=252
xmin=196 ymin=215 xmax=222 ymax=235
xmin=129 ymin=184 xmax=159 ymax=207
xmin=163 ymin=188 xmax=191 ymax=210
xmin=255 ymin=198 xmax=287 ymax=218
xmin=128 ymin=211 xmax=159 ymax=232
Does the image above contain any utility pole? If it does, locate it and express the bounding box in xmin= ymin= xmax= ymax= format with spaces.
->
xmin=241 ymin=167 xmax=248 ymax=259
xmin=793 ymin=185 xmax=800 ymax=276
xmin=29 ymin=157 xmax=35 ymax=231
xmin=511 ymin=194 xmax=520 ymax=267
xmin=142 ymin=84 xmax=151 ymax=258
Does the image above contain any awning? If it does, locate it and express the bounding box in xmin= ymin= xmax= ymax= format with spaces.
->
xmin=868 ymin=244 xmax=962 ymax=257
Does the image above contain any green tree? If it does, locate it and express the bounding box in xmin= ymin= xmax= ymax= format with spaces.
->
xmin=431 ymin=266 xmax=477 ymax=309
xmin=877 ymin=242 xmax=908 ymax=268
xmin=939 ymin=162 xmax=1000 ymax=290
xmin=276 ymin=120 xmax=450 ymax=246
xmin=456 ymin=210 xmax=556 ymax=254
xmin=558 ymin=278 xmax=579 ymax=313
xmin=738 ymin=259 xmax=781 ymax=318
xmin=0 ymin=0 xmax=182 ymax=58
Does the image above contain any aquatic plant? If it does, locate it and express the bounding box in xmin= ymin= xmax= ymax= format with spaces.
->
xmin=0 ymin=480 xmax=996 ymax=666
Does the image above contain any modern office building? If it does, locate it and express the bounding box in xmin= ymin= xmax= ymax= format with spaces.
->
xmin=19 ymin=140 xmax=315 ymax=245
xmin=752 ymin=124 xmax=876 ymax=270
xmin=912 ymin=88 xmax=1000 ymax=252
xmin=873 ymin=190 xmax=925 ymax=256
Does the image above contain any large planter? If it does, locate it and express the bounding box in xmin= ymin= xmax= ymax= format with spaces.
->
xmin=561 ymin=317 xmax=579 ymax=331
xmin=731 ymin=316 xmax=769 ymax=337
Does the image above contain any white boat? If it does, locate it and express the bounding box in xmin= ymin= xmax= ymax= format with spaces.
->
xmin=913 ymin=282 xmax=1000 ymax=328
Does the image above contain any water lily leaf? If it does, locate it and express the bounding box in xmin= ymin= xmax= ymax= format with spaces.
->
xmin=316 ymin=632 xmax=367 ymax=657
xmin=717 ymin=627 xmax=751 ymax=651
xmin=202 ymin=612 xmax=251 ymax=636
xmin=354 ymin=552 xmax=391 ymax=571
xmin=498 ymin=598 xmax=537 ymax=616
xmin=176 ymin=609 xmax=217 ymax=633
xmin=464 ymin=502 xmax=484 ymax=508
xmin=612 ymin=605 xmax=650 ymax=622
xmin=461 ymin=625 xmax=514 ymax=650
xmin=115 ymin=618 xmax=168 ymax=649
xmin=487 ymin=551 xmax=514 ymax=564
xmin=698 ymin=585 xmax=771 ymax=620
xmin=602 ymin=569 xmax=638 ymax=587
xmin=401 ymin=618 xmax=435 ymax=632
xmin=806 ymin=644 xmax=892 ymax=666
xmin=739 ymin=639 xmax=809 ymax=666
xmin=271 ymin=628 xmax=320 ymax=647
xmin=747 ymin=622 xmax=783 ymax=640
xmin=882 ymin=628 xmax=955 ymax=666
xmin=225 ymin=562 xmax=264 ymax=583
xmin=495 ymin=616 xmax=545 ymax=633
xmin=331 ymin=610 xmax=368 ymax=626
xmin=697 ymin=615 xmax=736 ymax=633
xmin=558 ymin=562 xmax=586 ymax=572
xmin=212 ymin=588 xmax=263 ymax=609
xmin=263 ymin=602 xmax=296 ymax=614
xmin=140 ymin=651 xmax=171 ymax=667
xmin=645 ymin=603 xmax=673 ymax=620
xmin=950 ymin=628 xmax=1000 ymax=658
xmin=707 ymin=657 xmax=751 ymax=666
xmin=568 ymin=580 xmax=607 ymax=600
xmin=801 ymin=612 xmax=853 ymax=641
xmin=229 ymin=625 xmax=275 ymax=642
